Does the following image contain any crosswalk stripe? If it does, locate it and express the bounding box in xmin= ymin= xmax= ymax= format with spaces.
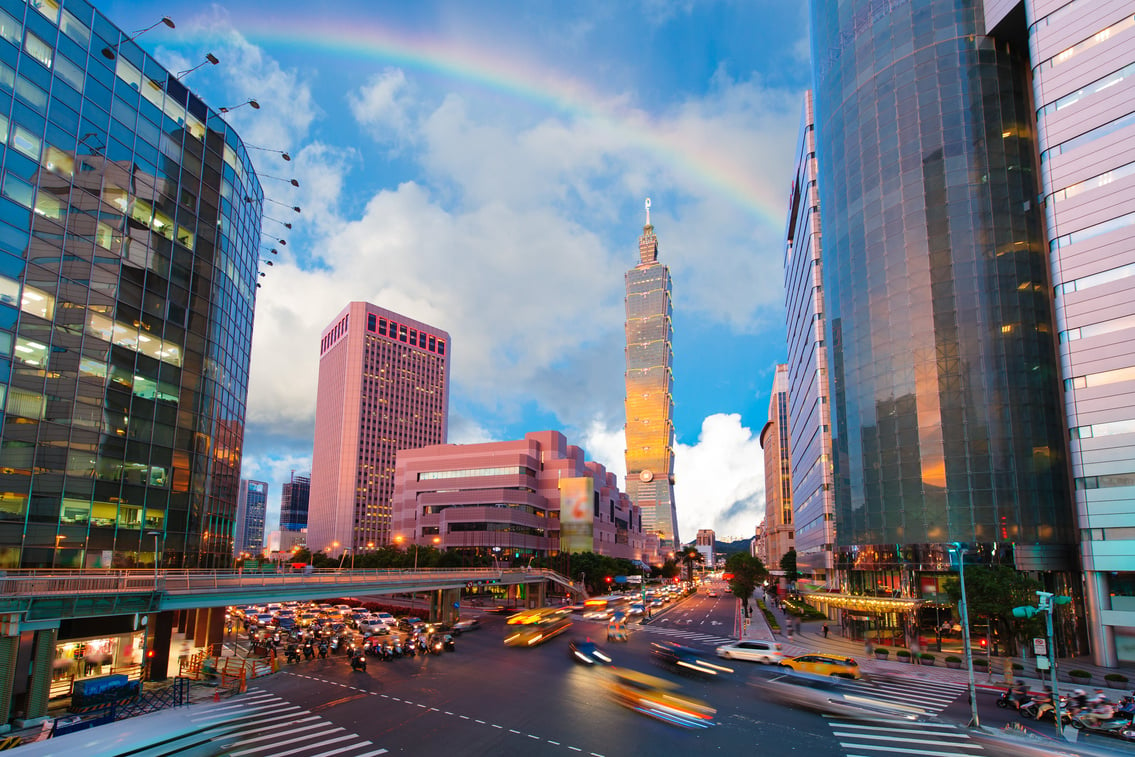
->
xmin=311 ymin=741 xmax=375 ymax=757
xmin=231 ymin=728 xmax=346 ymax=756
xmin=832 ymin=732 xmax=984 ymax=748
xmin=353 ymin=750 xmax=390 ymax=757
xmin=829 ymin=721 xmax=963 ymax=731
xmin=228 ymin=721 xmax=340 ymax=748
xmin=839 ymin=744 xmax=982 ymax=756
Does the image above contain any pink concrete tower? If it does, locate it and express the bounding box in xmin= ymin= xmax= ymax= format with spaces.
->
xmin=308 ymin=302 xmax=450 ymax=556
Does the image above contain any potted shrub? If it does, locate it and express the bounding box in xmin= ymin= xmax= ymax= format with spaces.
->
xmin=1068 ymin=669 xmax=1091 ymax=684
xmin=945 ymin=655 xmax=962 ymax=669
xmin=972 ymin=658 xmax=989 ymax=670
xmin=1105 ymin=673 xmax=1129 ymax=685
xmin=896 ymin=649 xmax=912 ymax=662
xmin=919 ymin=653 xmax=935 ymax=666
xmin=873 ymin=646 xmax=889 ymax=660
xmin=1012 ymin=662 xmax=1024 ymax=672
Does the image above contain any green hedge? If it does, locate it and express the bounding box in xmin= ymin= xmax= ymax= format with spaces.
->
xmin=1105 ymin=673 xmax=1129 ymax=684
xmin=757 ymin=600 xmax=780 ymax=632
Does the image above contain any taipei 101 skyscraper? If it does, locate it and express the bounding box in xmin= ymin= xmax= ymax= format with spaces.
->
xmin=624 ymin=199 xmax=679 ymax=555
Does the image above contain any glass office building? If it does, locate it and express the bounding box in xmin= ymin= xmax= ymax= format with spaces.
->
xmin=624 ymin=209 xmax=678 ymax=555
xmin=0 ymin=0 xmax=262 ymax=570
xmin=809 ymin=0 xmax=1076 ymax=583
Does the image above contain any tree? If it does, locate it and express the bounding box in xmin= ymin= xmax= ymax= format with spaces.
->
xmin=659 ymin=558 xmax=680 ymax=580
xmin=780 ymin=548 xmax=799 ymax=583
xmin=944 ymin=565 xmax=1043 ymax=656
xmin=725 ymin=552 xmax=767 ymax=605
xmin=678 ymin=546 xmax=704 ymax=583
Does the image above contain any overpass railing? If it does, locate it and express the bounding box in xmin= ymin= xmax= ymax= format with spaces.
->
xmin=0 ymin=567 xmax=579 ymax=602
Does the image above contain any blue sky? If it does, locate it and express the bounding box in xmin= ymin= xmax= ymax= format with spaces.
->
xmin=102 ymin=0 xmax=813 ymax=541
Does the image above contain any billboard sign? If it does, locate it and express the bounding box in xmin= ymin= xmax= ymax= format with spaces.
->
xmin=560 ymin=476 xmax=594 ymax=553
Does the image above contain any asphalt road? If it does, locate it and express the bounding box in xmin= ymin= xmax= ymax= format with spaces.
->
xmin=204 ymin=586 xmax=1000 ymax=756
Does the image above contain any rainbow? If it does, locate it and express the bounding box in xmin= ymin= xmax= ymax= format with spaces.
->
xmin=190 ymin=13 xmax=787 ymax=226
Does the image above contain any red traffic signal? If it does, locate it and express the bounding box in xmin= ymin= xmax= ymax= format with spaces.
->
xmin=722 ymin=573 xmax=734 ymax=580
xmin=605 ymin=576 xmax=613 ymax=583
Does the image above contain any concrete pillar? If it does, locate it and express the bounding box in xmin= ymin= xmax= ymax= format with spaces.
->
xmin=193 ymin=609 xmax=211 ymax=652
xmin=172 ymin=609 xmax=185 ymax=632
xmin=201 ymin=608 xmax=225 ymax=654
xmin=183 ymin=609 xmax=198 ymax=641
xmin=1084 ymin=570 xmax=1117 ymax=668
xmin=17 ymin=629 xmax=57 ymax=725
xmin=529 ymin=582 xmax=546 ymax=609
xmin=149 ymin=611 xmax=175 ymax=682
xmin=431 ymin=589 xmax=461 ymax=626
xmin=0 ymin=634 xmax=19 ymax=734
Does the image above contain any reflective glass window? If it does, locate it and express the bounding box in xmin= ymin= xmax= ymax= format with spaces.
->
xmin=0 ymin=10 xmax=21 ymax=46
xmin=53 ymin=53 xmax=83 ymax=91
xmin=23 ymin=32 xmax=52 ymax=68
xmin=1 ymin=173 xmax=33 ymax=208
xmin=59 ymin=9 xmax=89 ymax=47
xmin=10 ymin=125 xmax=41 ymax=160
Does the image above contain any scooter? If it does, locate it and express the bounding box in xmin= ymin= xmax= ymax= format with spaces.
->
xmin=350 ymin=653 xmax=367 ymax=672
xmin=303 ymin=642 xmax=315 ymax=661
xmin=1020 ymin=697 xmax=1071 ymax=723
xmin=443 ymin=634 xmax=455 ymax=652
xmin=430 ymin=636 xmax=445 ymax=655
xmin=318 ymin=642 xmax=328 ymax=660
xmin=1069 ymin=712 xmax=1135 ymax=741
xmin=996 ymin=689 xmax=1028 ymax=711
xmin=285 ymin=645 xmax=301 ymax=665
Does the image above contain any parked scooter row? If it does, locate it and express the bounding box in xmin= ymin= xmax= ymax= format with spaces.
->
xmin=360 ymin=633 xmax=454 ymax=661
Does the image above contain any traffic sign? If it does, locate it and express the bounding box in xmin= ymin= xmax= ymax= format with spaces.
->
xmin=1033 ymin=637 xmax=1047 ymax=656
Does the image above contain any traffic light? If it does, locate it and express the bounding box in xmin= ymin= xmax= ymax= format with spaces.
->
xmin=605 ymin=576 xmax=613 ymax=584
xmin=1012 ymin=606 xmax=1037 ymax=618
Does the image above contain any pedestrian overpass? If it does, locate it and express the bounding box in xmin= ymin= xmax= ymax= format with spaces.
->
xmin=0 ymin=567 xmax=579 ymax=732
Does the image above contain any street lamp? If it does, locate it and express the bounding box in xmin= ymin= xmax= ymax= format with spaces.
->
xmin=148 ymin=531 xmax=161 ymax=583
xmin=1014 ymin=591 xmax=1072 ymax=737
xmin=950 ymin=543 xmax=979 ymax=727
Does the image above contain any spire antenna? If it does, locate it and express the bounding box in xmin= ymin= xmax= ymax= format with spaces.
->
xmin=645 ymin=197 xmax=651 ymax=227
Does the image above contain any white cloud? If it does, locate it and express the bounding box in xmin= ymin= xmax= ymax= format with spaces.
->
xmin=349 ymin=68 xmax=415 ymax=144
xmin=581 ymin=413 xmax=764 ymax=542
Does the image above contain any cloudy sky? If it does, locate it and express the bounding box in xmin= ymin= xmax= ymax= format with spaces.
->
xmin=104 ymin=0 xmax=812 ymax=542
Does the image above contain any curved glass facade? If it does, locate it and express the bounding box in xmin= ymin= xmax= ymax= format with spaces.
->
xmin=0 ymin=0 xmax=262 ymax=568
xmin=809 ymin=0 xmax=1074 ymax=563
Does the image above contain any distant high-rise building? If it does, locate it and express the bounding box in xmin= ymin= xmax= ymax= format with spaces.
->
xmin=624 ymin=200 xmax=679 ymax=556
xmin=783 ymin=91 xmax=836 ymax=586
xmin=280 ymin=472 xmax=311 ymax=531
xmin=695 ymin=529 xmax=716 ymax=569
xmin=234 ymin=481 xmax=268 ymax=557
xmin=308 ymin=302 xmax=450 ymax=555
xmin=761 ymin=365 xmax=793 ymax=571
xmin=805 ymin=0 xmax=1078 ymax=640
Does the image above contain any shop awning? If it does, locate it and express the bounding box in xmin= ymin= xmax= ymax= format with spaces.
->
xmin=800 ymin=591 xmax=925 ymax=614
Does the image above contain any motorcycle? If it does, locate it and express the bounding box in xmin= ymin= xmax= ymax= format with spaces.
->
xmin=430 ymin=636 xmax=445 ymax=655
xmin=350 ymin=653 xmax=367 ymax=672
xmin=329 ymin=636 xmax=342 ymax=654
xmin=318 ymin=642 xmax=328 ymax=659
xmin=303 ymin=642 xmax=315 ymax=661
xmin=285 ymin=645 xmax=301 ymax=665
xmin=996 ymin=689 xmax=1028 ymax=711
xmin=380 ymin=642 xmax=393 ymax=661
xmin=405 ymin=639 xmax=416 ymax=658
xmin=1020 ymin=697 xmax=1070 ymax=723
xmin=392 ymin=640 xmax=403 ymax=658
xmin=1069 ymin=712 xmax=1135 ymax=741
xmin=443 ymin=634 xmax=455 ymax=652
xmin=417 ymin=637 xmax=429 ymax=654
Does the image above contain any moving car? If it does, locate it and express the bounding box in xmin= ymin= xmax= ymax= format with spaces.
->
xmin=650 ymin=642 xmax=733 ymax=677
xmin=706 ymin=590 xmax=719 ymax=598
xmin=715 ymin=640 xmax=784 ymax=664
xmin=399 ymin=617 xmax=426 ymax=633
xmin=606 ymin=668 xmax=715 ymax=728
xmin=569 ymin=638 xmax=612 ymax=665
xmin=762 ymin=672 xmax=927 ymax=720
xmin=452 ymin=619 xmax=481 ymax=634
xmin=779 ymin=653 xmax=861 ymax=679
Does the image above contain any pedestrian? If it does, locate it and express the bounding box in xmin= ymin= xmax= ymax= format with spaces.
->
xmin=865 ymin=637 xmax=874 ymax=656
xmin=822 ymin=624 xmax=829 ymax=639
xmin=910 ymin=636 xmax=921 ymax=665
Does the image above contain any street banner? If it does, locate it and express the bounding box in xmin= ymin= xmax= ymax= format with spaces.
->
xmin=560 ymin=476 xmax=594 ymax=553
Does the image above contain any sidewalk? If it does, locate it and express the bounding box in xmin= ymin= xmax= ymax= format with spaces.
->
xmin=741 ymin=593 xmax=1133 ymax=699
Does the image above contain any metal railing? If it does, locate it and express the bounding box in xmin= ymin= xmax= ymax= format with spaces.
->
xmin=0 ymin=567 xmax=575 ymax=598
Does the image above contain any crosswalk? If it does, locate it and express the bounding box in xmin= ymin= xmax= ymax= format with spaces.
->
xmin=844 ymin=675 xmax=969 ymax=715
xmin=185 ymin=689 xmax=388 ymax=756
xmin=825 ymin=716 xmax=983 ymax=756
xmin=576 ymin=616 xmax=736 ymax=647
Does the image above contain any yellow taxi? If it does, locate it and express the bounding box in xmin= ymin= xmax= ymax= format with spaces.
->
xmin=778 ymin=653 xmax=861 ymax=679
